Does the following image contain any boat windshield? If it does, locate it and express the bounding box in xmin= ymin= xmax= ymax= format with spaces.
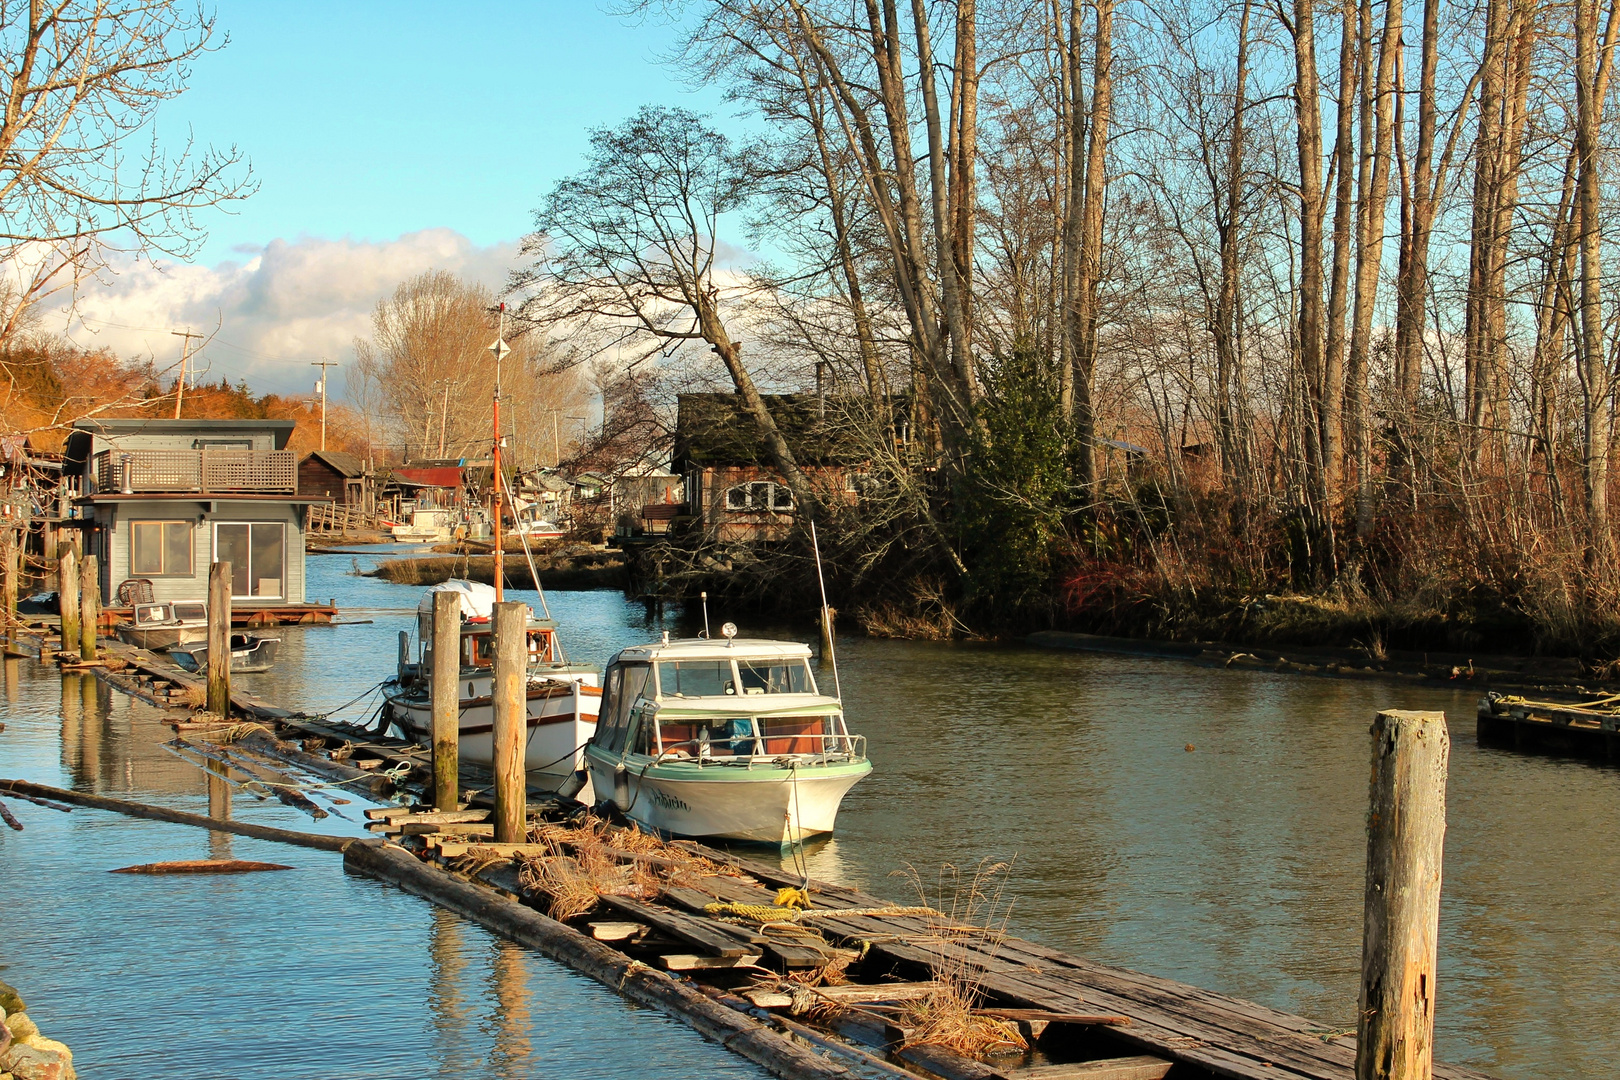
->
xmin=736 ymin=658 xmax=815 ymax=695
xmin=173 ymin=602 xmax=207 ymax=622
xmin=658 ymin=660 xmax=734 ymax=697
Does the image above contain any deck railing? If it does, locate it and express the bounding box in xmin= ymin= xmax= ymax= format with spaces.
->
xmin=94 ymin=449 xmax=297 ymax=494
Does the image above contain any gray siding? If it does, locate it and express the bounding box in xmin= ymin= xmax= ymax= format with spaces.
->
xmin=97 ymin=499 xmax=306 ymax=606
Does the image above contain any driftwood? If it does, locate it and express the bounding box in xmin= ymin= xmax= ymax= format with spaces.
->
xmin=111 ymin=859 xmax=294 ymax=874
xmin=0 ymin=778 xmax=353 ymax=852
xmin=0 ymin=799 xmax=22 ymax=830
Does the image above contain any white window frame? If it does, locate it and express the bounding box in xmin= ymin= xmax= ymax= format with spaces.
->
xmin=723 ymin=481 xmax=794 ymax=512
xmin=212 ymin=520 xmax=286 ymax=600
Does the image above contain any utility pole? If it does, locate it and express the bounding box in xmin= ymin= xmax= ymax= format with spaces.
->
xmin=311 ymin=360 xmax=337 ymax=451
xmin=171 ymin=328 xmax=203 ymax=418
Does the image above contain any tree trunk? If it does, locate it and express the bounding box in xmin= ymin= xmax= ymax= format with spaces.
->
xmin=1215 ymin=0 xmax=1252 ymax=492
xmin=1393 ymin=0 xmax=1441 ymax=464
xmin=1574 ymin=0 xmax=1612 ymax=567
xmin=1072 ymin=0 xmax=1114 ymax=489
xmin=1289 ymin=0 xmax=1331 ymax=573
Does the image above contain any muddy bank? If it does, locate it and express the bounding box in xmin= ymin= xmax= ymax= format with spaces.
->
xmin=365 ymin=553 xmax=625 ymax=591
xmin=1027 ymin=629 xmax=1603 ymax=694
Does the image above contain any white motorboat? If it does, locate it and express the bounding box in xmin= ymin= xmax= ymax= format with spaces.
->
xmin=382 ymin=580 xmax=600 ymax=778
xmin=583 ymin=632 xmax=870 ymax=845
xmin=390 ymin=507 xmax=455 ymax=543
xmin=169 ymin=632 xmax=281 ymax=674
xmin=115 ymin=601 xmax=209 ymax=651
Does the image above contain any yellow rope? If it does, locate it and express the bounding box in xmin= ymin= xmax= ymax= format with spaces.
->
xmin=703 ymin=901 xmax=940 ymax=924
xmin=775 ymin=885 xmax=812 ymax=909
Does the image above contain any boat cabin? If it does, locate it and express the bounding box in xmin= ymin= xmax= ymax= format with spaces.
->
xmin=132 ymin=601 xmax=207 ymax=630
xmin=593 ymin=639 xmax=858 ymax=763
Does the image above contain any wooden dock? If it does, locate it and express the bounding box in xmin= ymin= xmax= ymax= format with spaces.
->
xmin=1477 ymin=690 xmax=1620 ymax=759
xmin=4 ymin=621 xmax=1504 ymax=1080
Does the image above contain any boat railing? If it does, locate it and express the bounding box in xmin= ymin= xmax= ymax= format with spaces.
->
xmin=651 ymin=732 xmax=866 ymax=767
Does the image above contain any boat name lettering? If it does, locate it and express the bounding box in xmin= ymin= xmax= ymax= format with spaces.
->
xmin=651 ymin=790 xmax=691 ymax=813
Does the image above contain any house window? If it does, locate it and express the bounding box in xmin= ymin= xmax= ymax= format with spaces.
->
xmin=724 ymin=481 xmax=794 ymax=512
xmin=130 ymin=521 xmax=194 ymax=576
xmin=214 ymin=522 xmax=285 ymax=599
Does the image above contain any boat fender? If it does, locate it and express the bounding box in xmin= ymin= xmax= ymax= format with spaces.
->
xmin=612 ymin=762 xmax=629 ymax=809
xmin=558 ymin=768 xmax=589 ymax=800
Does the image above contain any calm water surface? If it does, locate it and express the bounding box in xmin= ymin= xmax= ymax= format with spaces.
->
xmin=2 ymin=549 xmax=1613 ymax=1078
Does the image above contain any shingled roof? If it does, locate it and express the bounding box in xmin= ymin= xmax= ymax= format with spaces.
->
xmin=672 ymin=393 xmax=870 ymax=470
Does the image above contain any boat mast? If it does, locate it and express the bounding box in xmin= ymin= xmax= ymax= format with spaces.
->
xmin=489 ymin=303 xmax=510 ymax=603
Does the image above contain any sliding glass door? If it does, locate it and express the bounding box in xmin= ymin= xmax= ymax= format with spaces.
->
xmin=214 ymin=522 xmax=285 ymax=599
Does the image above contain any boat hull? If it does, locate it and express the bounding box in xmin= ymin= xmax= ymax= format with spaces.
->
xmin=169 ymin=636 xmax=280 ymax=674
xmin=386 ymin=682 xmax=600 ymax=776
xmin=584 ymin=750 xmax=870 ymax=844
xmin=116 ymin=625 xmax=208 ymax=651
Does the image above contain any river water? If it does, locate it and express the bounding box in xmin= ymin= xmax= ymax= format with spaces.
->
xmin=2 ymin=548 xmax=1614 ymax=1078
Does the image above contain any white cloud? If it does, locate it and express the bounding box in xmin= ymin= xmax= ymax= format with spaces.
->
xmin=53 ymin=229 xmax=522 ymax=396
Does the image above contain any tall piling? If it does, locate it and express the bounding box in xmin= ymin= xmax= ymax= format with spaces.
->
xmin=57 ymin=548 xmax=80 ymax=656
xmin=2 ymin=527 xmax=17 ymax=624
xmin=431 ymin=589 xmax=461 ymax=811
xmin=491 ymin=600 xmax=527 ymax=843
xmin=207 ymin=561 xmax=232 ymax=716
xmin=79 ymin=554 xmax=99 ymax=662
xmin=1356 ymin=709 xmax=1449 ymax=1080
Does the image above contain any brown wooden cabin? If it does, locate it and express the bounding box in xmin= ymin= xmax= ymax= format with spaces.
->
xmin=298 ymin=450 xmax=366 ymax=505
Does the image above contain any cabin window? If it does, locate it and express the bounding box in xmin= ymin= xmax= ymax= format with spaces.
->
xmin=657 ymin=660 xmax=734 ymax=697
xmin=736 ymin=658 xmax=814 ymax=695
xmin=723 ymin=482 xmax=793 ymax=512
xmin=130 ymin=521 xmax=193 ymax=576
xmin=214 ymin=522 xmax=285 ymax=599
xmin=600 ymin=663 xmax=650 ymax=754
xmin=657 ymin=716 xmax=756 ymax=758
xmin=758 ymin=715 xmax=836 ymax=756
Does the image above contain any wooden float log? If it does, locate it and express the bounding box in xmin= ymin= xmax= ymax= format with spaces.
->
xmin=207 ymin=561 xmax=231 ymax=716
xmin=341 ymin=839 xmax=849 ymax=1080
xmin=995 ymin=1057 xmax=1172 ymax=1080
xmin=234 ymin=730 xmax=394 ymax=797
xmin=57 ymin=548 xmax=79 ymax=657
xmin=78 ymin=554 xmax=98 ymax=662
xmin=111 ymin=859 xmax=293 ymax=874
xmin=431 ymin=589 xmax=460 ymax=811
xmin=391 ymin=809 xmax=489 ymax=825
xmin=1357 ymin=710 xmax=1449 ymax=1080
xmin=491 ymin=601 xmax=526 ymax=843
xmin=0 ymin=778 xmax=352 ymax=852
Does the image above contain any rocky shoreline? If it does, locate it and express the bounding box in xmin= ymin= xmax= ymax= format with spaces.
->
xmin=1 ymin=980 xmax=75 ymax=1080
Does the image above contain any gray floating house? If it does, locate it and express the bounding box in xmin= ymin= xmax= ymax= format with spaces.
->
xmin=63 ymin=418 xmax=322 ymax=607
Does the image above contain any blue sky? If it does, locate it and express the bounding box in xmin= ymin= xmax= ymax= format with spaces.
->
xmin=171 ymin=2 xmax=725 ymax=262
xmin=65 ymin=2 xmax=740 ymax=391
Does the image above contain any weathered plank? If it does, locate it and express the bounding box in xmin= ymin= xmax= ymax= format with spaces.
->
xmin=597 ymin=893 xmax=764 ymax=958
xmin=995 ymin=1056 xmax=1172 ymax=1080
xmin=660 ymin=953 xmax=764 ymax=971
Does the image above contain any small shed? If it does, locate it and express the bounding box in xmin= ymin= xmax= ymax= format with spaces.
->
xmin=298 ymin=450 xmax=366 ymax=506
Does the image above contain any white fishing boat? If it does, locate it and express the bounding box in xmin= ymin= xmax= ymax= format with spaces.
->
xmin=583 ymin=628 xmax=870 ymax=845
xmin=115 ymin=601 xmax=210 ymax=651
xmin=381 ymin=580 xmax=600 ymax=777
xmin=390 ymin=506 xmax=455 ymax=543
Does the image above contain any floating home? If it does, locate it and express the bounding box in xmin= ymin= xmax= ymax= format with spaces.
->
xmin=63 ymin=418 xmax=321 ymax=608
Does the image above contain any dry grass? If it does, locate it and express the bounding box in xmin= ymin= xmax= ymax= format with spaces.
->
xmin=518 ymin=855 xmax=604 ymax=920
xmin=516 ymin=815 xmax=739 ymax=919
xmin=177 ymin=684 xmax=207 ymax=709
xmin=892 ymin=858 xmax=1028 ymax=1058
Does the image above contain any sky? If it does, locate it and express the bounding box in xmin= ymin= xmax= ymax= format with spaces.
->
xmin=55 ymin=1 xmax=730 ymax=396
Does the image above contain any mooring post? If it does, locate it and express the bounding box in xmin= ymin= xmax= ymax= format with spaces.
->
xmin=491 ymin=600 xmax=527 ymax=843
xmin=78 ymin=554 xmax=98 ymax=662
xmin=57 ymin=547 xmax=80 ymax=657
xmin=1 ymin=527 xmax=17 ymax=624
xmin=431 ymin=589 xmax=461 ymax=811
xmin=207 ymin=561 xmax=232 ymax=716
xmin=818 ymin=605 xmax=837 ymax=664
xmin=1356 ymin=709 xmax=1449 ymax=1080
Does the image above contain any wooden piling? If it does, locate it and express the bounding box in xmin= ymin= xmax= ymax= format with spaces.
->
xmin=78 ymin=554 xmax=98 ymax=662
xmin=431 ymin=589 xmax=461 ymax=811
xmin=1 ymin=527 xmax=17 ymax=622
xmin=57 ymin=548 xmax=79 ymax=656
xmin=818 ymin=605 xmax=837 ymax=663
xmin=207 ymin=561 xmax=232 ymax=716
xmin=491 ymin=600 xmax=526 ymax=843
xmin=1356 ymin=710 xmax=1449 ymax=1080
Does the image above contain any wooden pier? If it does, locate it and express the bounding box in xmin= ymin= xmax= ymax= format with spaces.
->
xmin=2 ymin=619 xmax=1504 ymax=1080
xmin=1477 ymin=690 xmax=1620 ymax=759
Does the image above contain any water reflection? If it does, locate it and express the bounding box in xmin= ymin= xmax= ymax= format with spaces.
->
xmin=487 ymin=942 xmax=532 ymax=1077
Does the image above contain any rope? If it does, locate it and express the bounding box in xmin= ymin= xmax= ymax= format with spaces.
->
xmin=703 ymin=901 xmax=939 ymax=924
xmin=296 ymin=679 xmax=389 ymax=723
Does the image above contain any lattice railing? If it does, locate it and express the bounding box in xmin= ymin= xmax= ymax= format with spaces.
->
xmin=94 ymin=449 xmax=296 ymax=493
